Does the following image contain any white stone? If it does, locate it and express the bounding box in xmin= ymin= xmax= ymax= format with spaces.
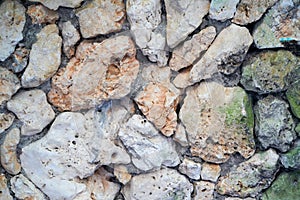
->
xmin=30 ymin=0 xmax=84 ymax=10
xmin=0 ymin=67 xmax=20 ymax=105
xmin=0 ymin=174 xmax=13 ymax=200
xmin=209 ymin=0 xmax=240 ymax=21
xmin=0 ymin=112 xmax=15 ymax=134
xmin=60 ymin=21 xmax=80 ymax=58
xmin=178 ymin=158 xmax=202 ymax=180
xmin=193 ymin=181 xmax=215 ymax=200
xmin=201 ymin=163 xmax=221 ymax=182
xmin=173 ymin=123 xmax=189 ymax=147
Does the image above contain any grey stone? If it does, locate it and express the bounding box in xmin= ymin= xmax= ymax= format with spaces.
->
xmin=10 ymin=47 xmax=30 ymax=73
xmin=173 ymin=123 xmax=189 ymax=147
xmin=280 ymin=140 xmax=300 ymax=169
xmin=0 ymin=112 xmax=15 ymax=134
xmin=30 ymin=0 xmax=84 ymax=10
xmin=60 ymin=21 xmax=80 ymax=58
xmin=178 ymin=158 xmax=202 ymax=180
xmin=0 ymin=174 xmax=13 ymax=200
xmin=0 ymin=67 xmax=20 ymax=105
xmin=209 ymin=0 xmax=240 ymax=21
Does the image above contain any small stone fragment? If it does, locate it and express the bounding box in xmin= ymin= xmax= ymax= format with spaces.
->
xmin=60 ymin=21 xmax=80 ymax=58
xmin=216 ymin=149 xmax=279 ymax=198
xmin=0 ymin=174 xmax=13 ymax=200
xmin=173 ymin=67 xmax=192 ymax=89
xmin=286 ymin=81 xmax=300 ymax=119
xmin=10 ymin=174 xmax=46 ymax=200
xmin=29 ymin=0 xmax=84 ymax=10
xmin=280 ymin=140 xmax=300 ymax=169
xmin=123 ymin=168 xmax=193 ymax=200
xmin=21 ymin=24 xmax=62 ymax=88
xmin=0 ymin=0 xmax=26 ymax=61
xmin=10 ymin=47 xmax=30 ymax=73
xmin=201 ymin=163 xmax=221 ymax=182
xmin=193 ymin=181 xmax=215 ymax=200
xmin=27 ymin=4 xmax=59 ymax=24
xmin=0 ymin=112 xmax=15 ymax=134
xmin=7 ymin=90 xmax=55 ymax=136
xmin=114 ymin=165 xmax=132 ymax=185
xmin=0 ymin=67 xmax=20 ymax=105
xmin=209 ymin=0 xmax=240 ymax=22
xmin=173 ymin=123 xmax=189 ymax=146
xmin=178 ymin=158 xmax=201 ymax=180
xmin=76 ymin=0 xmax=125 ymax=38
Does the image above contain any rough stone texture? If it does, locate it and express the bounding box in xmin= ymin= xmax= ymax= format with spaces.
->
xmin=10 ymin=47 xmax=30 ymax=73
xmin=48 ymin=36 xmax=139 ymax=111
xmin=21 ymin=24 xmax=62 ymax=88
xmin=30 ymin=0 xmax=84 ymax=10
xmin=114 ymin=165 xmax=132 ymax=185
xmin=193 ymin=181 xmax=215 ymax=200
xmin=190 ymin=24 xmax=253 ymax=84
xmin=0 ymin=174 xmax=13 ymax=200
xmin=60 ymin=21 xmax=80 ymax=58
xmin=126 ymin=0 xmax=168 ymax=66
xmin=280 ymin=140 xmax=300 ymax=169
xmin=209 ymin=0 xmax=240 ymax=22
xmin=241 ymin=50 xmax=299 ymax=94
xmin=201 ymin=163 xmax=221 ymax=182
xmin=180 ymin=81 xmax=255 ymax=163
xmin=169 ymin=26 xmax=216 ymax=71
xmin=10 ymin=174 xmax=46 ymax=200
xmin=0 ymin=0 xmax=26 ymax=61
xmin=225 ymin=198 xmax=255 ymax=200
xmin=76 ymin=0 xmax=125 ymax=38
xmin=0 ymin=67 xmax=20 ymax=105
xmin=286 ymin=80 xmax=300 ymax=119
xmin=119 ymin=114 xmax=180 ymax=171
xmin=173 ymin=67 xmax=192 ymax=89
xmin=253 ymin=0 xmax=300 ymax=49
xmin=173 ymin=123 xmax=189 ymax=146
xmin=254 ymin=95 xmax=296 ymax=152
xmin=123 ymin=168 xmax=193 ymax=200
xmin=0 ymin=128 xmax=21 ymax=175
xmin=27 ymin=4 xmax=59 ymax=24
xmin=233 ymin=0 xmax=278 ymax=25
xmin=296 ymin=124 xmax=300 ymax=135
xmin=7 ymin=90 xmax=55 ymax=136
xmin=178 ymin=158 xmax=202 ymax=180
xmin=165 ymin=0 xmax=210 ymax=48
xmin=0 ymin=112 xmax=15 ymax=134
xmin=217 ymin=149 xmax=279 ymax=198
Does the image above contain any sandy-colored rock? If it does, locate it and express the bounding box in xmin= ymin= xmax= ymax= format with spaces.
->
xmin=173 ymin=123 xmax=189 ymax=146
xmin=178 ymin=158 xmax=202 ymax=180
xmin=169 ymin=26 xmax=216 ymax=71
xmin=165 ymin=0 xmax=210 ymax=48
xmin=60 ymin=21 xmax=80 ymax=58
xmin=21 ymin=24 xmax=62 ymax=88
xmin=76 ymin=0 xmax=125 ymax=38
xmin=0 ymin=0 xmax=26 ymax=61
xmin=30 ymin=0 xmax=84 ymax=10
xmin=0 ymin=112 xmax=15 ymax=134
xmin=114 ymin=165 xmax=132 ymax=185
xmin=27 ymin=4 xmax=59 ymax=24
xmin=173 ymin=67 xmax=192 ymax=89
xmin=48 ymin=35 xmax=139 ymax=111
xmin=0 ymin=174 xmax=13 ymax=200
xmin=10 ymin=47 xmax=30 ymax=73
xmin=180 ymin=81 xmax=255 ymax=163
xmin=0 ymin=67 xmax=20 ymax=105
xmin=201 ymin=163 xmax=221 ymax=182
xmin=209 ymin=0 xmax=240 ymax=21
xmin=193 ymin=181 xmax=215 ymax=200
xmin=7 ymin=90 xmax=55 ymax=136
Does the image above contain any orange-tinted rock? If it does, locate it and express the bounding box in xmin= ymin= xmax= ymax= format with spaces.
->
xmin=27 ymin=4 xmax=59 ymax=24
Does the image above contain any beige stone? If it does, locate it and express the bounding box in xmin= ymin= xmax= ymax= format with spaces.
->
xmin=60 ymin=21 xmax=80 ymax=58
xmin=114 ymin=165 xmax=132 ymax=185
xmin=30 ymin=0 xmax=84 ymax=10
xmin=193 ymin=181 xmax=215 ymax=200
xmin=27 ymin=4 xmax=59 ymax=24
xmin=201 ymin=163 xmax=221 ymax=182
xmin=173 ymin=123 xmax=189 ymax=146
xmin=0 ymin=112 xmax=15 ymax=134
xmin=0 ymin=174 xmax=13 ymax=200
xmin=0 ymin=67 xmax=20 ymax=105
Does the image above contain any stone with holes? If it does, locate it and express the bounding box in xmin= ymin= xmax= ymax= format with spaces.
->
xmin=209 ymin=0 xmax=240 ymax=21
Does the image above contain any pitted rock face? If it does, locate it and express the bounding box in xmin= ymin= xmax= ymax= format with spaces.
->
xmin=27 ymin=4 xmax=59 ymax=24
xmin=48 ymin=35 xmax=139 ymax=111
xmin=209 ymin=0 xmax=240 ymax=22
xmin=29 ymin=0 xmax=84 ymax=10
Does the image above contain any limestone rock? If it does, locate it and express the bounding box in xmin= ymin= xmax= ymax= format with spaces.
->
xmin=165 ymin=0 xmax=210 ymax=48
xmin=0 ymin=174 xmax=13 ymax=200
xmin=0 ymin=0 xmax=26 ymax=61
xmin=114 ymin=165 xmax=132 ymax=185
xmin=173 ymin=67 xmax=192 ymax=89
xmin=180 ymin=81 xmax=255 ymax=163
xmin=209 ymin=0 xmax=240 ymax=21
xmin=286 ymin=80 xmax=300 ymax=119
xmin=10 ymin=47 xmax=30 ymax=73
xmin=21 ymin=24 xmax=62 ymax=88
xmin=193 ymin=181 xmax=215 ymax=200
xmin=7 ymin=90 xmax=55 ymax=136
xmin=48 ymin=36 xmax=139 ymax=111
xmin=225 ymin=198 xmax=255 ymax=200
xmin=27 ymin=4 xmax=59 ymax=24
xmin=178 ymin=158 xmax=201 ymax=180
xmin=10 ymin=174 xmax=46 ymax=200
xmin=233 ymin=0 xmax=278 ymax=25
xmin=280 ymin=140 xmax=300 ymax=169
xmin=201 ymin=163 xmax=221 ymax=182
xmin=0 ymin=128 xmax=21 ymax=175
xmin=241 ymin=50 xmax=299 ymax=94
xmin=119 ymin=114 xmax=180 ymax=171
xmin=254 ymin=95 xmax=296 ymax=152
xmin=173 ymin=123 xmax=189 ymax=147
xmin=253 ymin=0 xmax=300 ymax=49
xmin=0 ymin=112 xmax=15 ymax=134
xmin=190 ymin=24 xmax=253 ymax=84
xmin=76 ymin=0 xmax=125 ymax=38
xmin=60 ymin=21 xmax=80 ymax=58
xmin=123 ymin=168 xmax=193 ymax=200
xmin=29 ymin=0 xmax=84 ymax=10
xmin=216 ymin=149 xmax=279 ymax=198
xmin=0 ymin=67 xmax=20 ymax=105
xmin=169 ymin=26 xmax=217 ymax=71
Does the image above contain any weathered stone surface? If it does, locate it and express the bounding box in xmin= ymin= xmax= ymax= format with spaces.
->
xmin=217 ymin=149 xmax=279 ymax=198
xmin=253 ymin=0 xmax=300 ymax=49
xmin=7 ymin=90 xmax=55 ymax=136
xmin=280 ymin=140 xmax=300 ymax=169
xmin=123 ymin=168 xmax=193 ymax=200
xmin=114 ymin=165 xmax=132 ymax=185
xmin=286 ymin=81 xmax=300 ymax=119
xmin=76 ymin=0 xmax=125 ymax=38
xmin=27 ymin=4 xmax=59 ymax=24
xmin=173 ymin=67 xmax=192 ymax=89
xmin=296 ymin=124 xmax=300 ymax=135
xmin=180 ymin=81 xmax=255 ymax=163
xmin=0 ymin=128 xmax=21 ymax=175
xmin=173 ymin=123 xmax=189 ymax=147
xmin=193 ymin=181 xmax=215 ymax=200
xmin=0 ymin=174 xmax=13 ymax=200
xmin=190 ymin=24 xmax=253 ymax=84
xmin=0 ymin=67 xmax=20 ymax=105
xmin=201 ymin=163 xmax=221 ymax=182
xmin=119 ymin=114 xmax=179 ymax=171
xmin=0 ymin=0 xmax=26 ymax=61
xmin=209 ymin=0 xmax=240 ymax=21
xmin=241 ymin=50 xmax=299 ymax=94
xmin=233 ymin=0 xmax=278 ymax=25
xmin=60 ymin=21 xmax=80 ymax=58
xmin=225 ymin=198 xmax=255 ymax=200
xmin=0 ymin=112 xmax=15 ymax=134
xmin=21 ymin=24 xmax=62 ymax=88
xmin=178 ymin=158 xmax=201 ymax=180
xmin=30 ymin=0 xmax=84 ymax=10
xmin=11 ymin=174 xmax=46 ymax=200
xmin=48 ymin=36 xmax=139 ymax=111
xmin=10 ymin=47 xmax=30 ymax=73
xmin=169 ymin=26 xmax=216 ymax=71
xmin=254 ymin=95 xmax=296 ymax=152
xmin=262 ymin=171 xmax=300 ymax=200
xmin=165 ymin=0 xmax=210 ymax=48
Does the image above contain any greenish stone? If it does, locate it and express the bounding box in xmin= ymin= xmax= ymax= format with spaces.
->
xmin=295 ymin=124 xmax=300 ymax=135
xmin=262 ymin=171 xmax=300 ymax=200
xmin=280 ymin=141 xmax=300 ymax=169
xmin=286 ymin=81 xmax=300 ymax=119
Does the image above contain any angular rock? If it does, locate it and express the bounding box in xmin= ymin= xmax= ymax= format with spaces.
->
xmin=0 ymin=67 xmax=20 ymax=105
xmin=254 ymin=95 xmax=296 ymax=152
xmin=7 ymin=90 xmax=55 ymax=136
xmin=10 ymin=174 xmax=46 ymax=200
xmin=60 ymin=21 xmax=80 ymax=58
xmin=233 ymin=0 xmax=278 ymax=25
xmin=114 ymin=165 xmax=132 ymax=185
xmin=173 ymin=123 xmax=189 ymax=147
xmin=253 ymin=0 xmax=300 ymax=49
xmin=280 ymin=140 xmax=300 ymax=169
xmin=1 ymin=128 xmax=21 ymax=175
xmin=123 ymin=168 xmax=193 ymax=200
xmin=10 ymin=47 xmax=30 ymax=73
xmin=0 ymin=174 xmax=13 ymax=200
xmin=169 ymin=26 xmax=216 ymax=71
xmin=178 ymin=158 xmax=201 ymax=180
xmin=0 ymin=112 xmax=15 ymax=134
xmin=241 ymin=50 xmax=299 ymax=94
xmin=76 ymin=0 xmax=125 ymax=38
xmin=286 ymin=80 xmax=300 ymax=118
xmin=190 ymin=24 xmax=253 ymax=84
xmin=209 ymin=0 xmax=240 ymax=21
xmin=216 ymin=149 xmax=279 ymax=198
xmin=27 ymin=4 xmax=59 ymax=24
xmin=193 ymin=181 xmax=215 ymax=200
xmin=21 ymin=24 xmax=62 ymax=88
xmin=180 ymin=81 xmax=255 ymax=163
xmin=30 ymin=0 xmax=84 ymax=10
xmin=0 ymin=0 xmax=26 ymax=61
xmin=165 ymin=0 xmax=210 ymax=48
xmin=173 ymin=67 xmax=192 ymax=89
xmin=48 ymin=36 xmax=139 ymax=111
xmin=201 ymin=163 xmax=221 ymax=182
